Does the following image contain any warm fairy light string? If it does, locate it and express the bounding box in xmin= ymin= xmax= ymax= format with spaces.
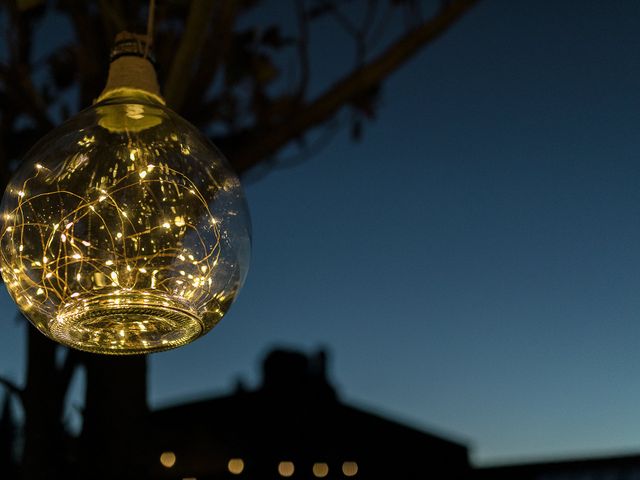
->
xmin=0 ymin=1 xmax=249 ymax=354
xmin=0 ymin=132 xmax=225 ymax=332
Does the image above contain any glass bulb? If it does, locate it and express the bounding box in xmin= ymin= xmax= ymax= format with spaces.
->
xmin=0 ymin=89 xmax=251 ymax=354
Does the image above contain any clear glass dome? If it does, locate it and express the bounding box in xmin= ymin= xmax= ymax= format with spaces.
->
xmin=0 ymin=89 xmax=251 ymax=354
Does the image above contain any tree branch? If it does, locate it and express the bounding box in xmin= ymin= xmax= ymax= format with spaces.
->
xmin=65 ymin=4 xmax=109 ymax=107
xmin=98 ymin=0 xmax=127 ymax=43
xmin=0 ymin=66 xmax=53 ymax=131
xmin=229 ymin=0 xmax=480 ymax=173
xmin=183 ymin=0 xmax=240 ymax=121
xmin=57 ymin=347 xmax=80 ymax=401
xmin=0 ymin=376 xmax=23 ymax=402
xmin=164 ymin=0 xmax=217 ymax=111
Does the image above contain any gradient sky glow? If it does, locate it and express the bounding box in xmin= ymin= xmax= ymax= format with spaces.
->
xmin=2 ymin=0 xmax=640 ymax=466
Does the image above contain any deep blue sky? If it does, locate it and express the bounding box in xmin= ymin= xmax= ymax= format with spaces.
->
xmin=2 ymin=0 xmax=640 ymax=466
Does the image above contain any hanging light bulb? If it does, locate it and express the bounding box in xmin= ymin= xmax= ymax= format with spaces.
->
xmin=0 ymin=33 xmax=251 ymax=354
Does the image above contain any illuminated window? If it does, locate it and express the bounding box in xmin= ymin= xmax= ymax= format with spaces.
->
xmin=312 ymin=462 xmax=329 ymax=477
xmin=342 ymin=461 xmax=358 ymax=476
xmin=159 ymin=451 xmax=176 ymax=468
xmin=228 ymin=458 xmax=245 ymax=475
xmin=278 ymin=461 xmax=295 ymax=477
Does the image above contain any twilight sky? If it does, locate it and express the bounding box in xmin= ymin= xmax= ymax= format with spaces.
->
xmin=1 ymin=0 xmax=640 ymax=466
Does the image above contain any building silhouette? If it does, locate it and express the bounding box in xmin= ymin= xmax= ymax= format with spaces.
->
xmin=147 ymin=348 xmax=471 ymax=479
xmin=3 ymin=346 xmax=638 ymax=479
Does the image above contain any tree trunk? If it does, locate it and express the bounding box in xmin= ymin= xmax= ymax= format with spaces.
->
xmin=22 ymin=326 xmax=68 ymax=480
xmin=78 ymin=355 xmax=149 ymax=480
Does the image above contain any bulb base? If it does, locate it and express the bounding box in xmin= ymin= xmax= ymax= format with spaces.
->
xmin=51 ymin=291 xmax=203 ymax=354
xmin=97 ymin=31 xmax=164 ymax=105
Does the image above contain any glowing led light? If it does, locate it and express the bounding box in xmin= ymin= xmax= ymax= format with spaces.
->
xmin=0 ymin=36 xmax=250 ymax=355
xmin=160 ymin=451 xmax=176 ymax=468
xmin=278 ymin=461 xmax=295 ymax=477
xmin=312 ymin=463 xmax=329 ymax=478
xmin=227 ymin=458 xmax=244 ymax=475
xmin=342 ymin=462 xmax=358 ymax=476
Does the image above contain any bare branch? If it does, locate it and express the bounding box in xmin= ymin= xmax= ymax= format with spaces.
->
xmin=164 ymin=0 xmax=217 ymax=110
xmin=361 ymin=0 xmax=379 ymax=39
xmin=1 ymin=4 xmax=53 ymax=131
xmin=230 ymin=0 xmax=480 ymax=173
xmin=65 ymin=4 xmax=109 ymax=107
xmin=367 ymin=0 xmax=394 ymax=51
xmin=57 ymin=347 xmax=80 ymax=400
xmin=99 ymin=0 xmax=127 ymax=42
xmin=183 ymin=0 xmax=240 ymax=118
xmin=0 ymin=65 xmax=53 ymax=131
xmin=0 ymin=375 xmax=23 ymax=401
